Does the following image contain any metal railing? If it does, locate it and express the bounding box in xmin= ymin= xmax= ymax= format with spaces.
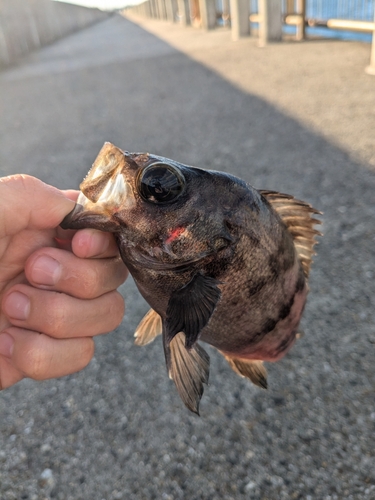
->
xmin=126 ymin=0 xmax=375 ymax=74
xmin=249 ymin=0 xmax=374 ymax=41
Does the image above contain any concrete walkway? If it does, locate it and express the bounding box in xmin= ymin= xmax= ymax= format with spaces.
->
xmin=0 ymin=14 xmax=374 ymax=499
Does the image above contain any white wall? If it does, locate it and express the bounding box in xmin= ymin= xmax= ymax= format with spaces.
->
xmin=0 ymin=0 xmax=110 ymax=67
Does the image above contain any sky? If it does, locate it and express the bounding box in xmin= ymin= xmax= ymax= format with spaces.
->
xmin=54 ymin=0 xmax=137 ymax=10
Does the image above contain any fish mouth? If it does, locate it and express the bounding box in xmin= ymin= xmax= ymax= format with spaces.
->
xmin=60 ymin=178 xmax=134 ymax=232
xmin=60 ymin=194 xmax=118 ymax=232
xmin=61 ymin=173 xmax=134 ymax=232
xmin=61 ymin=142 xmax=136 ymax=231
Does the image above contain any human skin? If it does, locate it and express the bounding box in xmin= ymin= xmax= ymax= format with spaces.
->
xmin=0 ymin=174 xmax=128 ymax=390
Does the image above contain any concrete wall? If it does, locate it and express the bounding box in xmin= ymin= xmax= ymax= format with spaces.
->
xmin=0 ymin=0 xmax=110 ymax=68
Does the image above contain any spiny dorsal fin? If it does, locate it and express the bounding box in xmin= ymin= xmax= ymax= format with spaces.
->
xmin=134 ymin=309 xmax=162 ymax=346
xmin=260 ymin=190 xmax=322 ymax=278
xmin=222 ymin=354 xmax=268 ymax=389
xmin=168 ymin=332 xmax=210 ymax=415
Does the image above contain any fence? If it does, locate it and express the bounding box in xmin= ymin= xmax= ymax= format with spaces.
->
xmin=0 ymin=0 xmax=110 ymax=68
xmin=127 ymin=0 xmax=375 ymax=74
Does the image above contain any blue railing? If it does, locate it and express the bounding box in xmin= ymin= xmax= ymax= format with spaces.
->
xmin=249 ymin=0 xmax=375 ymax=41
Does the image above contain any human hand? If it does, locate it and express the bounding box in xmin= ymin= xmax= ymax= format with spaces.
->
xmin=0 ymin=175 xmax=128 ymax=390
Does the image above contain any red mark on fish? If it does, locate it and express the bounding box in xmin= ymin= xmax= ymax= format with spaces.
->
xmin=165 ymin=227 xmax=185 ymax=245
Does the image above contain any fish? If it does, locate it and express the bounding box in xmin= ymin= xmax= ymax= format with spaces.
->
xmin=61 ymin=142 xmax=321 ymax=414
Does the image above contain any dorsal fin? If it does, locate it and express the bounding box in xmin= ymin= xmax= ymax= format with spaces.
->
xmin=260 ymin=190 xmax=322 ymax=278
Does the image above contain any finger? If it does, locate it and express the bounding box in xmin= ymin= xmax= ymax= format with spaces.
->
xmin=71 ymin=229 xmax=120 ymax=259
xmin=0 ymin=175 xmax=75 ymax=237
xmin=0 ymin=328 xmax=94 ymax=388
xmin=2 ymin=285 xmax=125 ymax=339
xmin=24 ymin=247 xmax=128 ymax=299
xmin=54 ymin=228 xmax=120 ymax=257
xmin=0 ymin=332 xmax=23 ymax=389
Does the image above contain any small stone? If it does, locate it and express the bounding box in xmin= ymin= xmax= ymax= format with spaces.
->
xmin=244 ymin=481 xmax=256 ymax=492
xmin=39 ymin=468 xmax=55 ymax=488
xmin=112 ymin=491 xmax=123 ymax=500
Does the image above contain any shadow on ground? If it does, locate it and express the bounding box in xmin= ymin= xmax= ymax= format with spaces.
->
xmin=0 ymin=15 xmax=374 ymax=500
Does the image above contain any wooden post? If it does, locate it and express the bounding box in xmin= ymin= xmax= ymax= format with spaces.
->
xmin=145 ymin=1 xmax=152 ymax=17
xmin=285 ymin=0 xmax=294 ymax=15
xmin=199 ymin=0 xmax=216 ymax=30
xmin=258 ymin=0 xmax=282 ymax=46
xmin=165 ymin=0 xmax=177 ymax=21
xmin=157 ymin=0 xmax=167 ymax=19
xmin=230 ymin=0 xmax=250 ymax=40
xmin=150 ymin=0 xmax=157 ymax=17
xmin=177 ymin=0 xmax=191 ymax=25
xmin=365 ymin=9 xmax=375 ymax=75
xmin=295 ymin=0 xmax=306 ymax=40
xmin=222 ymin=0 xmax=230 ymax=27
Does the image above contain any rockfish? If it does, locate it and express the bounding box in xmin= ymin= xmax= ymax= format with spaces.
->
xmin=62 ymin=143 xmax=321 ymax=414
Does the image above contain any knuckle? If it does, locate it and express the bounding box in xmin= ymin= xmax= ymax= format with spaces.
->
xmin=105 ymin=292 xmax=125 ymax=331
xmin=79 ymin=338 xmax=95 ymax=369
xmin=101 ymin=291 xmax=125 ymax=333
xmin=79 ymin=266 xmax=102 ymax=299
xmin=43 ymin=293 xmax=68 ymax=337
xmin=23 ymin=341 xmax=51 ymax=380
xmin=115 ymin=260 xmax=129 ymax=286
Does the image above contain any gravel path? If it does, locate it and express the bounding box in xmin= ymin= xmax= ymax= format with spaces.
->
xmin=0 ymin=14 xmax=374 ymax=500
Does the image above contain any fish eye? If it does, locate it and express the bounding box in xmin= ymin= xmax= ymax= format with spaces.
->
xmin=138 ymin=163 xmax=185 ymax=204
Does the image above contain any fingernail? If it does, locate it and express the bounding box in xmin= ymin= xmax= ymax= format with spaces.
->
xmin=0 ymin=333 xmax=15 ymax=358
xmin=3 ymin=292 xmax=30 ymax=320
xmin=31 ymin=256 xmax=62 ymax=286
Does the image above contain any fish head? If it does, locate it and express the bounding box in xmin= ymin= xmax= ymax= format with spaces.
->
xmin=61 ymin=142 xmax=245 ymax=267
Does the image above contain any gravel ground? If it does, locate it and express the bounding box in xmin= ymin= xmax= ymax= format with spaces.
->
xmin=0 ymin=14 xmax=374 ymax=500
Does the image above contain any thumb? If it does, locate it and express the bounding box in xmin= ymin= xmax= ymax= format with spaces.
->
xmin=0 ymin=175 xmax=75 ymax=237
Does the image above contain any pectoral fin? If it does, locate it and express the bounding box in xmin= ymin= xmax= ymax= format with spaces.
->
xmin=134 ymin=309 xmax=162 ymax=346
xmin=165 ymin=273 xmax=221 ymax=349
xmin=164 ymin=331 xmax=210 ymax=415
xmin=222 ymin=354 xmax=268 ymax=389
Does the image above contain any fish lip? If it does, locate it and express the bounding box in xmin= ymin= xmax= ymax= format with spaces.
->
xmin=60 ymin=202 xmax=120 ymax=232
xmin=60 ymin=203 xmax=85 ymax=230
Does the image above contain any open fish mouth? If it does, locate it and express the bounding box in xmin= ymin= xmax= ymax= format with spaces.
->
xmin=61 ymin=145 xmax=135 ymax=231
xmin=60 ymin=175 xmax=132 ymax=231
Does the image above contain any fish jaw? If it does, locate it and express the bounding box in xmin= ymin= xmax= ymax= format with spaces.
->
xmin=60 ymin=191 xmax=122 ymax=232
xmin=61 ymin=143 xmax=137 ymax=232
